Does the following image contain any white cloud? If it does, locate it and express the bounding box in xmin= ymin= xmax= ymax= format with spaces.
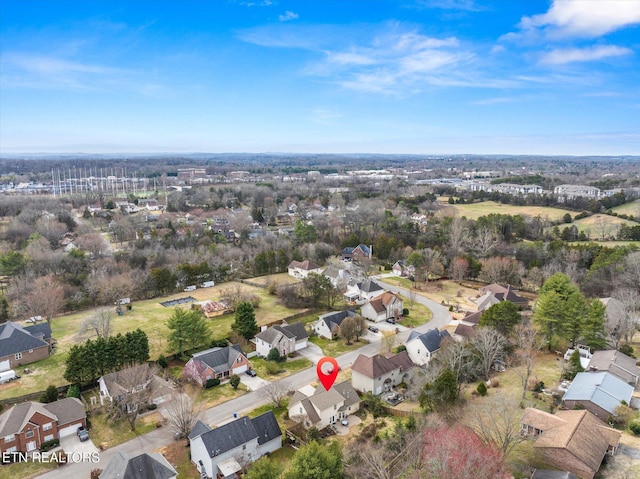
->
xmin=279 ymin=11 xmax=299 ymax=22
xmin=518 ymin=0 xmax=640 ymax=39
xmin=540 ymin=45 xmax=632 ymax=64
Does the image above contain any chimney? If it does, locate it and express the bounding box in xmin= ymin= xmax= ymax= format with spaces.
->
xmin=369 ymin=245 xmax=373 ymax=259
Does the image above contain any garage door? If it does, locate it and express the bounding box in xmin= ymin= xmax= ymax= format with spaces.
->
xmin=233 ymin=364 xmax=248 ymax=375
xmin=58 ymin=422 xmax=83 ymax=438
xmin=0 ymin=360 xmax=10 ymax=372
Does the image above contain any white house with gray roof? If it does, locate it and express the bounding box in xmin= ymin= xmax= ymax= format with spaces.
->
xmin=99 ymin=451 xmax=177 ymax=479
xmin=254 ymin=322 xmax=308 ymax=358
xmin=405 ymin=328 xmax=451 ymax=366
xmin=313 ymin=310 xmax=357 ymax=340
xmin=288 ymin=381 xmax=360 ymax=430
xmin=189 ymin=411 xmax=281 ymax=479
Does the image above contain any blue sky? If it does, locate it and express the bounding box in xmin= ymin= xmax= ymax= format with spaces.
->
xmin=1 ymin=0 xmax=639 ymax=155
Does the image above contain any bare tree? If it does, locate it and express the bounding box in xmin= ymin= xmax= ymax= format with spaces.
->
xmin=259 ymin=380 xmax=289 ymax=408
xmin=510 ymin=322 xmax=544 ymax=400
xmin=474 ymin=226 xmax=498 ymax=258
xmin=106 ymin=363 xmax=158 ymax=431
xmin=339 ymin=316 xmax=357 ymax=345
xmin=82 ymin=307 xmax=112 ymax=339
xmin=470 ymin=327 xmax=508 ymax=381
xmin=21 ymin=275 xmax=65 ymax=324
xmin=379 ymin=330 xmax=397 ymax=355
xmin=447 ymin=217 xmax=470 ymax=257
xmin=610 ymin=289 xmax=640 ymax=346
xmin=464 ymin=395 xmax=526 ymax=457
xmin=408 ymin=287 xmax=417 ymax=310
xmin=165 ymin=390 xmax=201 ymax=439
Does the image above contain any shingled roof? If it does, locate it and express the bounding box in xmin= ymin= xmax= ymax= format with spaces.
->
xmin=352 ymin=351 xmax=413 ymax=379
xmin=357 ymin=279 xmax=383 ymax=294
xmin=407 ymin=328 xmax=451 ymax=353
xmin=0 ymin=321 xmax=49 ymax=357
xmin=317 ymin=310 xmax=357 ymax=332
xmin=256 ymin=322 xmax=308 ymax=344
xmin=587 ymin=350 xmax=640 ymax=385
xmin=99 ymin=451 xmax=177 ymax=479
xmin=191 ymin=345 xmax=245 ymax=374
xmin=193 ymin=411 xmax=281 ymax=458
xmin=0 ymin=398 xmax=85 ymax=437
xmin=288 ymin=260 xmax=320 ymax=271
xmin=366 ymin=291 xmax=400 ymax=314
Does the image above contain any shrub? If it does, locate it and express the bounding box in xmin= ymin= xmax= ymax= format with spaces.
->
xmin=66 ymin=384 xmax=80 ymax=399
xmin=40 ymin=384 xmax=59 ymax=403
xmin=267 ymin=348 xmax=282 ymax=362
xmin=618 ymin=343 xmax=636 ymax=358
xmin=229 ymin=374 xmax=240 ymax=389
xmin=40 ymin=438 xmax=60 ymax=452
xmin=629 ymin=421 xmax=640 ymax=436
xmin=265 ymin=361 xmax=280 ymax=375
xmin=402 ymin=308 xmax=409 ymax=317
xmin=477 ymin=382 xmax=487 ymax=396
xmin=157 ymin=355 xmax=169 ymax=369
xmin=205 ymin=378 xmax=221 ymax=388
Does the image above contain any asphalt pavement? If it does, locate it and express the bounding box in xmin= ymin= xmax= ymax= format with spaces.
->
xmin=37 ymin=285 xmax=451 ymax=479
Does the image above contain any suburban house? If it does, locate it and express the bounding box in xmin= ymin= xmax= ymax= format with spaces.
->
xmin=0 ymin=398 xmax=86 ymax=454
xmin=344 ymin=279 xmax=385 ymax=303
xmin=0 ymin=321 xmax=53 ymax=371
xmin=313 ymin=310 xmax=357 ymax=340
xmin=189 ymin=411 xmax=281 ymax=479
xmin=341 ymin=244 xmax=372 ymax=261
xmin=183 ymin=345 xmax=250 ymax=386
xmin=322 ymin=265 xmax=352 ymax=289
xmin=479 ymin=283 xmax=528 ymax=308
xmin=288 ymin=381 xmax=360 ymax=430
xmin=391 ymin=260 xmax=414 ymax=278
xmin=351 ymin=351 xmax=414 ymax=395
xmin=474 ymin=292 xmax=501 ymax=311
xmin=98 ymin=363 xmax=173 ymax=407
xmin=453 ymin=322 xmax=477 ymax=341
xmin=361 ymin=292 xmax=404 ymax=323
xmin=99 ymin=451 xmax=177 ymax=479
xmin=254 ymin=322 xmax=309 ymax=358
xmin=521 ymin=407 xmax=621 ymax=479
xmin=586 ymin=350 xmax=640 ymax=386
xmin=287 ymin=260 xmax=322 ymax=279
xmin=562 ymin=372 xmax=634 ymax=419
xmin=405 ymin=329 xmax=451 ymax=366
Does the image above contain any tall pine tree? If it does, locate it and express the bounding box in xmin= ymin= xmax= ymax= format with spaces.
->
xmin=233 ymin=302 xmax=258 ymax=340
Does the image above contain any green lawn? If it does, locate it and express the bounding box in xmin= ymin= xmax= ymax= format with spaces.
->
xmin=396 ymin=301 xmax=432 ymax=328
xmin=197 ymin=382 xmax=247 ymax=409
xmin=249 ymin=357 xmax=312 ymax=381
xmin=88 ymin=409 xmax=161 ymax=450
xmin=309 ymin=336 xmax=366 ymax=357
xmin=0 ymin=458 xmax=58 ymax=479
xmin=571 ymin=213 xmax=637 ymax=240
xmin=610 ymin=199 xmax=640 ymax=218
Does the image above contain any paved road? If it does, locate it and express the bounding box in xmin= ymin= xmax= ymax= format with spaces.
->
xmin=37 ymin=289 xmax=451 ymax=479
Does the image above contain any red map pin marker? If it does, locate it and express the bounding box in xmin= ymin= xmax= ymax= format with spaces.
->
xmin=316 ymin=356 xmax=339 ymax=391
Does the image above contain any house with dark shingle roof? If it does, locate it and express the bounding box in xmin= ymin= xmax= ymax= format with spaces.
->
xmin=183 ymin=345 xmax=250 ymax=386
xmin=287 ymin=259 xmax=322 ymax=279
xmin=288 ymin=381 xmax=360 ymax=430
xmin=405 ymin=328 xmax=451 ymax=366
xmin=361 ymin=291 xmax=404 ymax=323
xmin=313 ymin=310 xmax=357 ymax=340
xmin=341 ymin=244 xmax=372 ymax=261
xmin=479 ymin=283 xmax=528 ymax=307
xmin=521 ymin=408 xmax=621 ymax=479
xmin=351 ymin=351 xmax=414 ymax=395
xmin=255 ymin=322 xmax=308 ymax=358
xmin=189 ymin=411 xmax=281 ymax=479
xmin=0 ymin=321 xmax=52 ymax=371
xmin=0 ymin=398 xmax=86 ymax=454
xmin=562 ymin=371 xmax=634 ymax=419
xmin=99 ymin=451 xmax=177 ymax=479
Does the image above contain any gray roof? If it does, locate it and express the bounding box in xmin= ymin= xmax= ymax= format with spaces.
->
xmin=0 ymin=398 xmax=85 ymax=437
xmin=99 ymin=451 xmax=177 ymax=479
xmin=357 ymin=279 xmax=383 ymax=293
xmin=0 ymin=321 xmax=49 ymax=357
xmin=194 ymin=411 xmax=280 ymax=457
xmin=188 ymin=419 xmax=212 ymax=440
xmin=407 ymin=328 xmax=451 ymax=353
xmin=256 ymin=322 xmax=308 ymax=345
xmin=191 ymin=345 xmax=244 ymax=373
xmin=42 ymin=397 xmax=86 ymax=426
xmin=588 ymin=350 xmax=640 ymax=385
xmin=563 ymin=372 xmax=634 ymax=415
xmin=25 ymin=322 xmax=52 ymax=341
xmin=318 ymin=310 xmax=356 ymax=332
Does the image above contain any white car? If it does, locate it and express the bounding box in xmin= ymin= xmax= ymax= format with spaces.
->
xmin=341 ymin=419 xmax=349 ymax=426
xmin=26 ymin=316 xmax=42 ymax=323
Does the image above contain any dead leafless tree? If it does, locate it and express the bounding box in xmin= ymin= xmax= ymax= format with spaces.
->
xmin=469 ymin=327 xmax=508 ymax=381
xmin=259 ymin=380 xmax=290 ymax=408
xmin=165 ymin=391 xmax=201 ymax=439
xmin=106 ymin=363 xmax=158 ymax=431
xmin=510 ymin=322 xmax=544 ymax=400
xmin=81 ymin=307 xmax=112 ymax=339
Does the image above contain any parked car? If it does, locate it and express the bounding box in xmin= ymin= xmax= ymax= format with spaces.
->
xmin=246 ymin=369 xmax=257 ymax=377
xmin=386 ymin=318 xmax=396 ymax=324
xmin=341 ymin=419 xmax=349 ymax=426
xmin=368 ymin=325 xmax=379 ymax=333
xmin=77 ymin=426 xmax=89 ymax=442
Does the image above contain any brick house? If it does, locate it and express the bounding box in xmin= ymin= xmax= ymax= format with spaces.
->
xmin=0 ymin=321 xmax=53 ymax=371
xmin=361 ymin=291 xmax=404 ymax=323
xmin=0 ymin=398 xmax=86 ymax=455
xmin=182 ymin=345 xmax=250 ymax=386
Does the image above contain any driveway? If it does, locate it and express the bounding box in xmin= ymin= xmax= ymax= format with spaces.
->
xmin=298 ymin=342 xmax=324 ymax=364
xmin=59 ymin=433 xmax=100 ymax=455
xmin=242 ymin=374 xmax=270 ymax=391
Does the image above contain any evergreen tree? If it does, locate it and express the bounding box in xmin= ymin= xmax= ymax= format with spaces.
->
xmin=419 ymin=368 xmax=459 ymax=412
xmin=167 ymin=308 xmax=211 ymax=355
xmin=564 ymin=292 xmax=588 ymax=347
xmin=283 ymin=441 xmax=343 ymax=479
xmin=566 ymin=349 xmax=584 ymax=379
xmin=233 ymin=302 xmax=258 ymax=340
xmin=582 ymin=299 xmax=607 ymax=350
xmin=479 ymin=301 xmax=521 ymax=336
xmin=533 ymin=290 xmax=565 ymax=350
xmin=245 ymin=456 xmax=282 ymax=479
xmin=40 ymin=384 xmax=59 ymax=403
xmin=229 ymin=374 xmax=241 ymax=390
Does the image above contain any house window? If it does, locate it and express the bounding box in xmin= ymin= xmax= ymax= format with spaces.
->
xmin=29 ymin=349 xmax=33 ymax=353
xmin=44 ymin=434 xmax=54 ymax=442
xmin=25 ymin=430 xmax=34 ymax=438
xmin=15 ymin=352 xmax=22 ymax=360
xmin=237 ymin=357 xmax=242 ymax=363
xmin=4 ymin=434 xmax=15 ymax=443
xmin=43 ymin=423 xmax=52 ymax=431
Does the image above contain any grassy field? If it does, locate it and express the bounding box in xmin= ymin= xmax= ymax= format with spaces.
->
xmin=571 ymin=213 xmax=637 ymax=239
xmin=0 ymin=279 xmax=309 ymax=400
xmin=249 ymin=357 xmax=313 ymax=381
xmin=610 ymin=199 xmax=640 ymax=217
xmin=309 ymin=336 xmax=367 ymax=357
xmin=382 ymin=277 xmax=482 ymax=312
xmin=438 ymin=199 xmax=575 ymax=222
xmin=0 ymin=458 xmax=58 ymax=479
